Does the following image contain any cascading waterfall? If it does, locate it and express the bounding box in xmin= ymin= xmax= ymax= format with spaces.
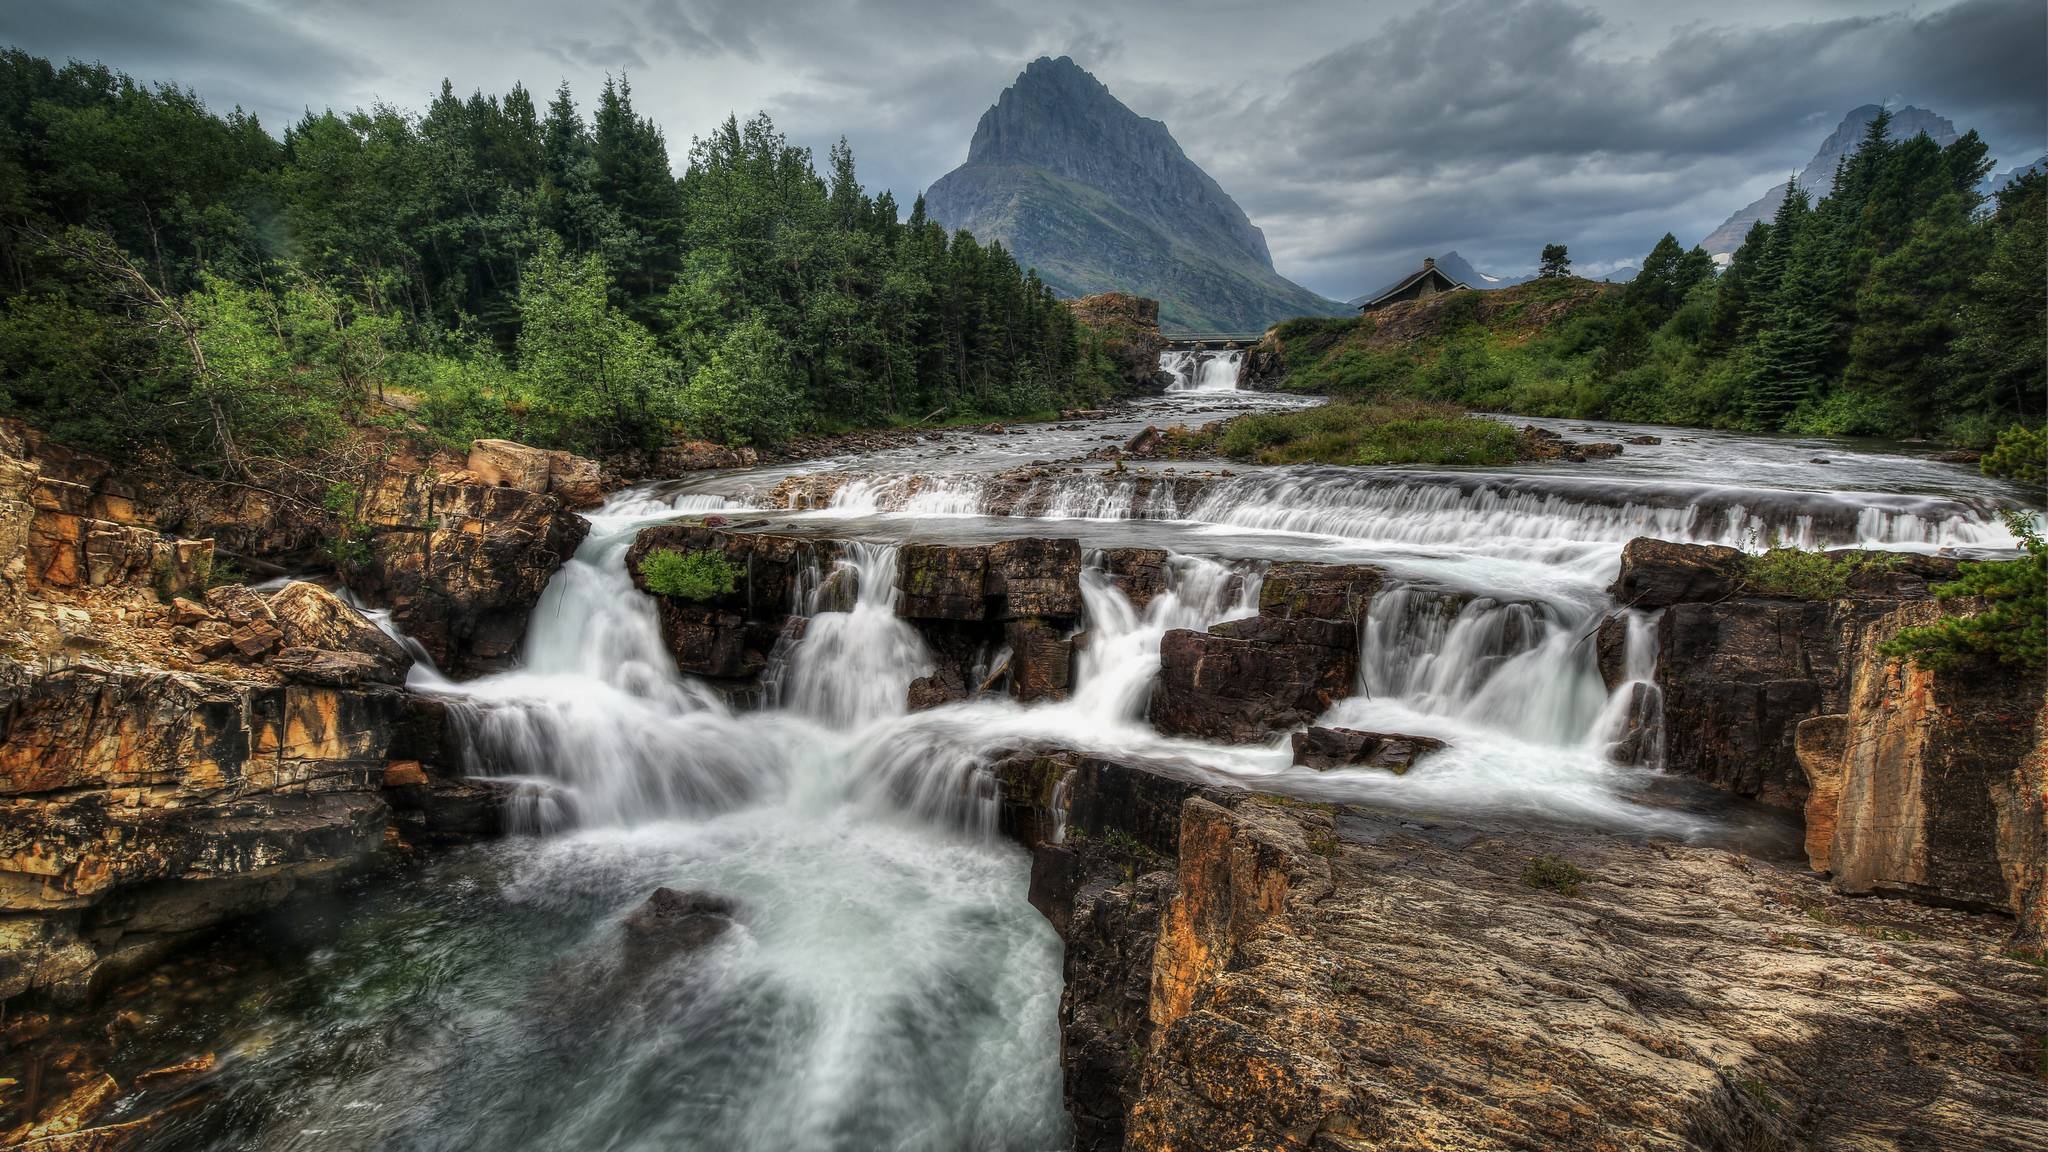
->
xmin=1314 ymin=581 xmax=1682 ymax=827
xmin=138 ymin=400 xmax=2033 ymax=1150
xmin=1181 ymin=470 xmax=2021 ymax=560
xmin=1160 ymin=348 xmax=1243 ymax=393
xmin=1073 ymin=552 xmax=1260 ymax=723
xmin=1356 ymin=587 xmax=1608 ymax=745
xmin=1594 ymin=609 xmax=1666 ymax=767
xmin=779 ymin=542 xmax=934 ymax=730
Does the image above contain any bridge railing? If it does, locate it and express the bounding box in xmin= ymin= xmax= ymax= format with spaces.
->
xmin=1160 ymin=332 xmax=1268 ymax=345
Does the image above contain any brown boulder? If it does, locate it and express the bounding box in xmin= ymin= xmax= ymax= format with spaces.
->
xmin=987 ymin=538 xmax=1082 ymax=622
xmin=1290 ymin=726 xmax=1447 ymax=773
xmin=1258 ymin=562 xmax=1381 ymax=622
xmin=907 ymin=670 xmax=968 ymax=711
xmin=342 ymin=472 xmax=589 ymax=677
xmin=1149 ymin=562 xmax=1380 ymax=743
xmin=1608 ymin=537 xmax=1744 ymax=608
xmin=1150 ymin=618 xmax=1359 ymax=743
xmin=544 ymin=450 xmax=605 ymax=510
xmin=271 ymin=647 xmax=388 ymax=688
xmin=467 ymin=439 xmax=606 ymax=510
xmin=1100 ymin=548 xmax=1171 ymax=611
xmin=267 ymin=581 xmax=411 ymax=684
xmin=1005 ymin=619 xmax=1074 ymax=703
xmin=465 ymin=438 xmax=553 ymax=492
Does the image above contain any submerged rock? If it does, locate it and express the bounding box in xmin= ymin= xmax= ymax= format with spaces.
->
xmin=1290 ymin=726 xmax=1447 ymax=773
xmin=622 ymin=888 xmax=739 ymax=965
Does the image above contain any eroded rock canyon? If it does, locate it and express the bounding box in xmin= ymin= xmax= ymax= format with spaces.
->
xmin=3 ymin=400 xmax=2043 ymax=1151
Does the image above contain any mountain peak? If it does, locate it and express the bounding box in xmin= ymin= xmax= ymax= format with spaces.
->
xmin=1703 ymin=104 xmax=1962 ymax=254
xmin=925 ymin=58 xmax=1340 ymax=329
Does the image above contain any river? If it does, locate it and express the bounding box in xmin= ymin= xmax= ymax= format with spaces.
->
xmin=110 ymin=371 xmax=2031 ymax=1151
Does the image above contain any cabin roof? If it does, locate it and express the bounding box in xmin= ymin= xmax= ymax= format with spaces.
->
xmin=1358 ymin=259 xmax=1470 ymax=311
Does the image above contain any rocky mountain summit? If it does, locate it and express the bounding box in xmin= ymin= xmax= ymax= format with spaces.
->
xmin=1702 ymin=104 xmax=1960 ymax=257
xmin=923 ymin=56 xmax=1342 ymax=331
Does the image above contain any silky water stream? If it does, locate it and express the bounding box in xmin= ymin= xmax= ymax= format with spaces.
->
xmin=111 ymin=401 xmax=2034 ymax=1151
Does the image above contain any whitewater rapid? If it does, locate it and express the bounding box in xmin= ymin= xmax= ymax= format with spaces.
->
xmin=178 ymin=398 xmax=2033 ymax=1150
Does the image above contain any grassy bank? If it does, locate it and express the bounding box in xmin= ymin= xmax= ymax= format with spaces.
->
xmin=1207 ymin=400 xmax=1521 ymax=467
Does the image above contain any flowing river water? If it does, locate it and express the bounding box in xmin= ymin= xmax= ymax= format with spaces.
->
xmin=113 ymin=376 xmax=2033 ymax=1151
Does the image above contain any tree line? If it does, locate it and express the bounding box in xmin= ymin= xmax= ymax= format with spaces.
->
xmin=1285 ymin=109 xmax=2042 ymax=452
xmin=0 ymin=49 xmax=1123 ymax=482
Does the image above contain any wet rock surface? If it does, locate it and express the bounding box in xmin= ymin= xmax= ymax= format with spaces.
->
xmin=1289 ymin=726 xmax=1447 ymax=773
xmin=987 ymin=745 xmax=2047 ymax=1151
xmin=341 ymin=468 xmax=589 ymax=677
xmin=1150 ymin=562 xmax=1381 ymax=743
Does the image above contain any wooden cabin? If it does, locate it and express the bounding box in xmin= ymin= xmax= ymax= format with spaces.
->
xmin=1357 ymin=257 xmax=1470 ymax=313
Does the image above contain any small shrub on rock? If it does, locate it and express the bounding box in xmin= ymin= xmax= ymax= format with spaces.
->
xmin=1738 ymin=548 xmax=1897 ymax=600
xmin=641 ymin=548 xmax=739 ymax=602
xmin=1522 ymin=854 xmax=1592 ymax=897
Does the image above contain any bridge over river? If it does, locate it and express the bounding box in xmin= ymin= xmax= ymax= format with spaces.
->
xmin=1160 ymin=332 xmax=1266 ymax=351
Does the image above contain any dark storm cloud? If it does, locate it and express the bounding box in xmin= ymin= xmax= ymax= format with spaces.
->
xmin=1184 ymin=0 xmax=2047 ymax=293
xmin=0 ymin=0 xmax=2038 ymax=300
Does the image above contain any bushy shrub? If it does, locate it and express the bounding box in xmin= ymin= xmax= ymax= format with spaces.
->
xmin=640 ymin=548 xmax=740 ymax=601
xmin=1522 ymin=854 xmax=1592 ymax=897
xmin=1214 ymin=401 xmax=1519 ymax=467
xmin=1739 ymin=548 xmax=1898 ymax=599
xmin=1880 ymin=510 xmax=2046 ymax=671
xmin=1981 ymin=424 xmax=2046 ymax=485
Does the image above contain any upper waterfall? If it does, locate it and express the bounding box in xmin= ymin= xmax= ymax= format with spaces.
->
xmin=1161 ymin=348 xmax=1243 ymax=393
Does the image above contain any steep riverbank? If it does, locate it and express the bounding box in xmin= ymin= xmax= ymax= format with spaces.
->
xmin=3 ymin=396 xmax=2042 ymax=1150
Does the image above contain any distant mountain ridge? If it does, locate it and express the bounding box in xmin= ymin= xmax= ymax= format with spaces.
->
xmin=1701 ymin=105 xmax=1960 ymax=256
xmin=922 ymin=56 xmax=1344 ymax=332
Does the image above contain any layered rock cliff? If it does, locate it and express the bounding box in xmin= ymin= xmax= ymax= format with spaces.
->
xmin=1607 ymin=538 xmax=2047 ymax=937
xmin=923 ymin=56 xmax=1343 ymax=331
xmin=0 ymin=426 xmax=588 ymax=1004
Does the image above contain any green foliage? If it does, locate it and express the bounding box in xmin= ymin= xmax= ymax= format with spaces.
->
xmin=1256 ymin=119 xmax=2039 ymax=444
xmin=1215 ymin=401 xmax=1519 ymax=466
xmin=681 ymin=314 xmax=802 ymax=447
xmin=1880 ymin=510 xmax=2046 ymax=671
xmin=1539 ymin=243 xmax=1570 ymax=278
xmin=1738 ymin=548 xmax=1898 ymax=600
xmin=639 ymin=548 xmax=740 ymax=601
xmin=1982 ymin=424 xmax=2046 ymax=486
xmin=0 ymin=48 xmax=1120 ymax=478
xmin=1522 ymin=854 xmax=1592 ymax=897
xmin=515 ymin=238 xmax=681 ymax=453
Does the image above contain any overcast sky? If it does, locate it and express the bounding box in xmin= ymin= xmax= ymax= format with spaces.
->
xmin=3 ymin=0 xmax=2043 ymax=298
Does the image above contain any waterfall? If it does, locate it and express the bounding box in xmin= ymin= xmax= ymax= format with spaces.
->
xmin=779 ymin=542 xmax=934 ymax=730
xmin=1357 ymin=586 xmax=1607 ymax=745
xmin=1073 ymin=553 xmax=1260 ymax=723
xmin=158 ymin=407 xmax=2017 ymax=1148
xmin=1314 ymin=581 xmax=1679 ymax=827
xmin=1160 ymin=348 xmax=1243 ymax=393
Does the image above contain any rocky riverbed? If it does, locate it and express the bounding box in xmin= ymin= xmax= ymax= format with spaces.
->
xmin=2 ymin=399 xmax=2043 ymax=1151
